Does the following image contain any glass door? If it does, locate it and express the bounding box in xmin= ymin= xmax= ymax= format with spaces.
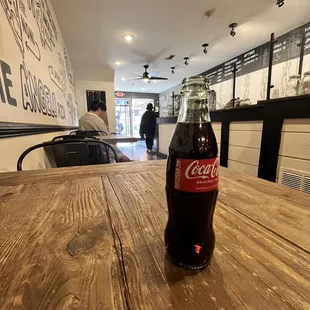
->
xmin=115 ymin=98 xmax=132 ymax=136
xmin=131 ymin=99 xmax=154 ymax=136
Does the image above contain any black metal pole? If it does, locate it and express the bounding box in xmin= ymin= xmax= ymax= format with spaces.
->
xmin=267 ymin=33 xmax=276 ymax=100
xmin=232 ymin=63 xmax=237 ymax=107
xmin=298 ymin=30 xmax=306 ymax=76
xmin=172 ymin=91 xmax=175 ymax=116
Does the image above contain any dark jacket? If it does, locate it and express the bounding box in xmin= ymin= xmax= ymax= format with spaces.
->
xmin=139 ymin=110 xmax=157 ymax=137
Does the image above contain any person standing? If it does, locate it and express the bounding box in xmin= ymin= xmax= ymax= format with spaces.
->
xmin=140 ymin=103 xmax=157 ymax=153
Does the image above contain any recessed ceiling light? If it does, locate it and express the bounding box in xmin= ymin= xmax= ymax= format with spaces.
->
xmin=141 ymin=88 xmax=145 ymax=91
xmin=121 ymin=77 xmax=126 ymax=81
xmin=123 ymin=34 xmax=134 ymax=42
xmin=115 ymin=61 xmax=122 ymax=66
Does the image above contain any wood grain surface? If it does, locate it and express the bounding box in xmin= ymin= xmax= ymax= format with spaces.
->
xmin=0 ymin=161 xmax=309 ymax=309
xmin=0 ymin=160 xmax=167 ymax=186
xmin=98 ymin=135 xmax=142 ymax=144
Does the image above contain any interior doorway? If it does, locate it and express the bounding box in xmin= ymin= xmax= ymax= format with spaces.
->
xmin=131 ymin=98 xmax=154 ymax=136
xmin=115 ymin=98 xmax=154 ymax=136
xmin=115 ymin=98 xmax=131 ymax=135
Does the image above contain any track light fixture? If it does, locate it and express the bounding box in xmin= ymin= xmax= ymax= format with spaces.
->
xmin=171 ymin=67 xmax=175 ymax=74
xmin=229 ymin=23 xmax=238 ymax=37
xmin=184 ymin=57 xmax=189 ymax=65
xmin=202 ymin=43 xmax=209 ymax=54
xmin=276 ymin=0 xmax=284 ymax=7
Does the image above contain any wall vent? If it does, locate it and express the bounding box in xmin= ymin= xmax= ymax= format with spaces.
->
xmin=279 ymin=168 xmax=310 ymax=194
xmin=303 ymin=177 xmax=310 ymax=194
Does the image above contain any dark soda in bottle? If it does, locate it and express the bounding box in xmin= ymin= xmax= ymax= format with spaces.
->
xmin=165 ymin=76 xmax=219 ymax=270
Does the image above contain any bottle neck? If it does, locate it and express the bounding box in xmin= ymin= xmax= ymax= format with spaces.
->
xmin=177 ymin=97 xmax=211 ymax=124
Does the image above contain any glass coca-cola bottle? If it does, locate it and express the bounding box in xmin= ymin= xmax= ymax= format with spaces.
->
xmin=165 ymin=76 xmax=219 ymax=270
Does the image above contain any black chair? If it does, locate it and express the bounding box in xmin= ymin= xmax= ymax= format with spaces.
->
xmin=17 ymin=139 xmax=118 ymax=171
xmin=70 ymin=130 xmax=108 ymax=136
xmin=52 ymin=134 xmax=98 ymax=142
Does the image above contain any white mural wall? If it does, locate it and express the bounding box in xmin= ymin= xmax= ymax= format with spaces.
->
xmin=211 ymin=57 xmax=303 ymax=109
xmin=159 ymin=23 xmax=310 ymax=114
xmin=0 ymin=0 xmax=78 ymax=127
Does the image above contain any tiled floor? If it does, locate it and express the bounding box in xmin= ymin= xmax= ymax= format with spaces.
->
xmin=118 ymin=141 xmax=162 ymax=161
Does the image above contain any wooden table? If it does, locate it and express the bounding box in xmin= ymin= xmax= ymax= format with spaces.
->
xmin=0 ymin=161 xmax=309 ymax=309
xmin=97 ymin=135 xmax=142 ymax=144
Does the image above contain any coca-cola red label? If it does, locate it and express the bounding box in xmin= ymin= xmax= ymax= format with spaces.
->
xmin=175 ymin=158 xmax=219 ymax=192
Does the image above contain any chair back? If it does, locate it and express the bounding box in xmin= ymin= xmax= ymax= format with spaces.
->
xmin=17 ymin=139 xmax=118 ymax=171
xmin=70 ymin=130 xmax=108 ymax=137
xmin=52 ymin=135 xmax=98 ymax=141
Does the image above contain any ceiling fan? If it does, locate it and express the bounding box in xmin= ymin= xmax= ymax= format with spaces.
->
xmin=134 ymin=65 xmax=168 ymax=83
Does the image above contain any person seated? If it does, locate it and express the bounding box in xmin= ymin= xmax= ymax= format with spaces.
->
xmin=79 ymin=100 xmax=131 ymax=162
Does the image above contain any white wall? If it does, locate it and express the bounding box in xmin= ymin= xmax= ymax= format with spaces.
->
xmin=158 ymin=124 xmax=176 ymax=155
xmin=277 ymin=119 xmax=310 ymax=193
xmin=0 ymin=131 xmax=71 ymax=172
xmin=277 ymin=118 xmax=310 ymax=176
xmin=0 ymin=0 xmax=77 ymax=126
xmin=159 ymin=84 xmax=181 ymax=117
xmin=0 ymin=0 xmax=77 ymax=172
xmin=75 ymin=80 xmax=116 ymax=132
xmin=228 ymin=121 xmax=263 ymax=177
xmin=158 ymin=122 xmax=222 ymax=157
xmin=159 ymin=38 xmax=310 ymax=111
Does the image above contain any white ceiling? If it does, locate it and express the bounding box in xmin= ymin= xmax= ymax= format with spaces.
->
xmin=51 ymin=0 xmax=310 ymax=94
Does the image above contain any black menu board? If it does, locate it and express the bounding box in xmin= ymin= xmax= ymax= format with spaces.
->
xmin=205 ymin=64 xmax=223 ymax=85
xmin=304 ymin=22 xmax=310 ymax=56
xmin=224 ymin=57 xmax=242 ymax=80
xmin=260 ymin=42 xmax=270 ymax=69
xmin=242 ymin=47 xmax=261 ymax=75
xmin=273 ymin=33 xmax=290 ymax=65
xmin=288 ymin=28 xmax=302 ymax=59
xmin=201 ymin=22 xmax=309 ymax=86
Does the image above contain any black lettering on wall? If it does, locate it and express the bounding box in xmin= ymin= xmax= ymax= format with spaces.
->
xmin=47 ymin=53 xmax=67 ymax=97
xmin=38 ymin=79 xmax=46 ymax=115
xmin=64 ymin=48 xmax=75 ymax=91
xmin=0 ymin=75 xmax=5 ymax=103
xmin=29 ymin=75 xmax=40 ymax=113
xmin=19 ymin=0 xmax=26 ymax=16
xmin=45 ymin=85 xmax=52 ymax=116
xmin=20 ymin=63 xmax=33 ymax=111
xmin=27 ymin=0 xmax=58 ymax=52
xmin=57 ymin=102 xmax=65 ymax=120
xmin=0 ymin=0 xmax=41 ymax=61
xmin=0 ymin=1 xmax=76 ymax=125
xmin=0 ymin=0 xmax=60 ymax=61
xmin=20 ymin=62 xmax=65 ymax=120
xmin=66 ymin=93 xmax=77 ymax=124
xmin=51 ymin=92 xmax=57 ymax=117
xmin=58 ymin=53 xmax=67 ymax=92
xmin=21 ymin=15 xmax=36 ymax=46
xmin=0 ymin=0 xmax=24 ymax=55
xmin=1 ymin=60 xmax=17 ymax=106
xmin=49 ymin=65 xmax=63 ymax=92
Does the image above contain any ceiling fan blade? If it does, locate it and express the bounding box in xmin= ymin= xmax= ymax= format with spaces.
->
xmin=150 ymin=77 xmax=168 ymax=81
